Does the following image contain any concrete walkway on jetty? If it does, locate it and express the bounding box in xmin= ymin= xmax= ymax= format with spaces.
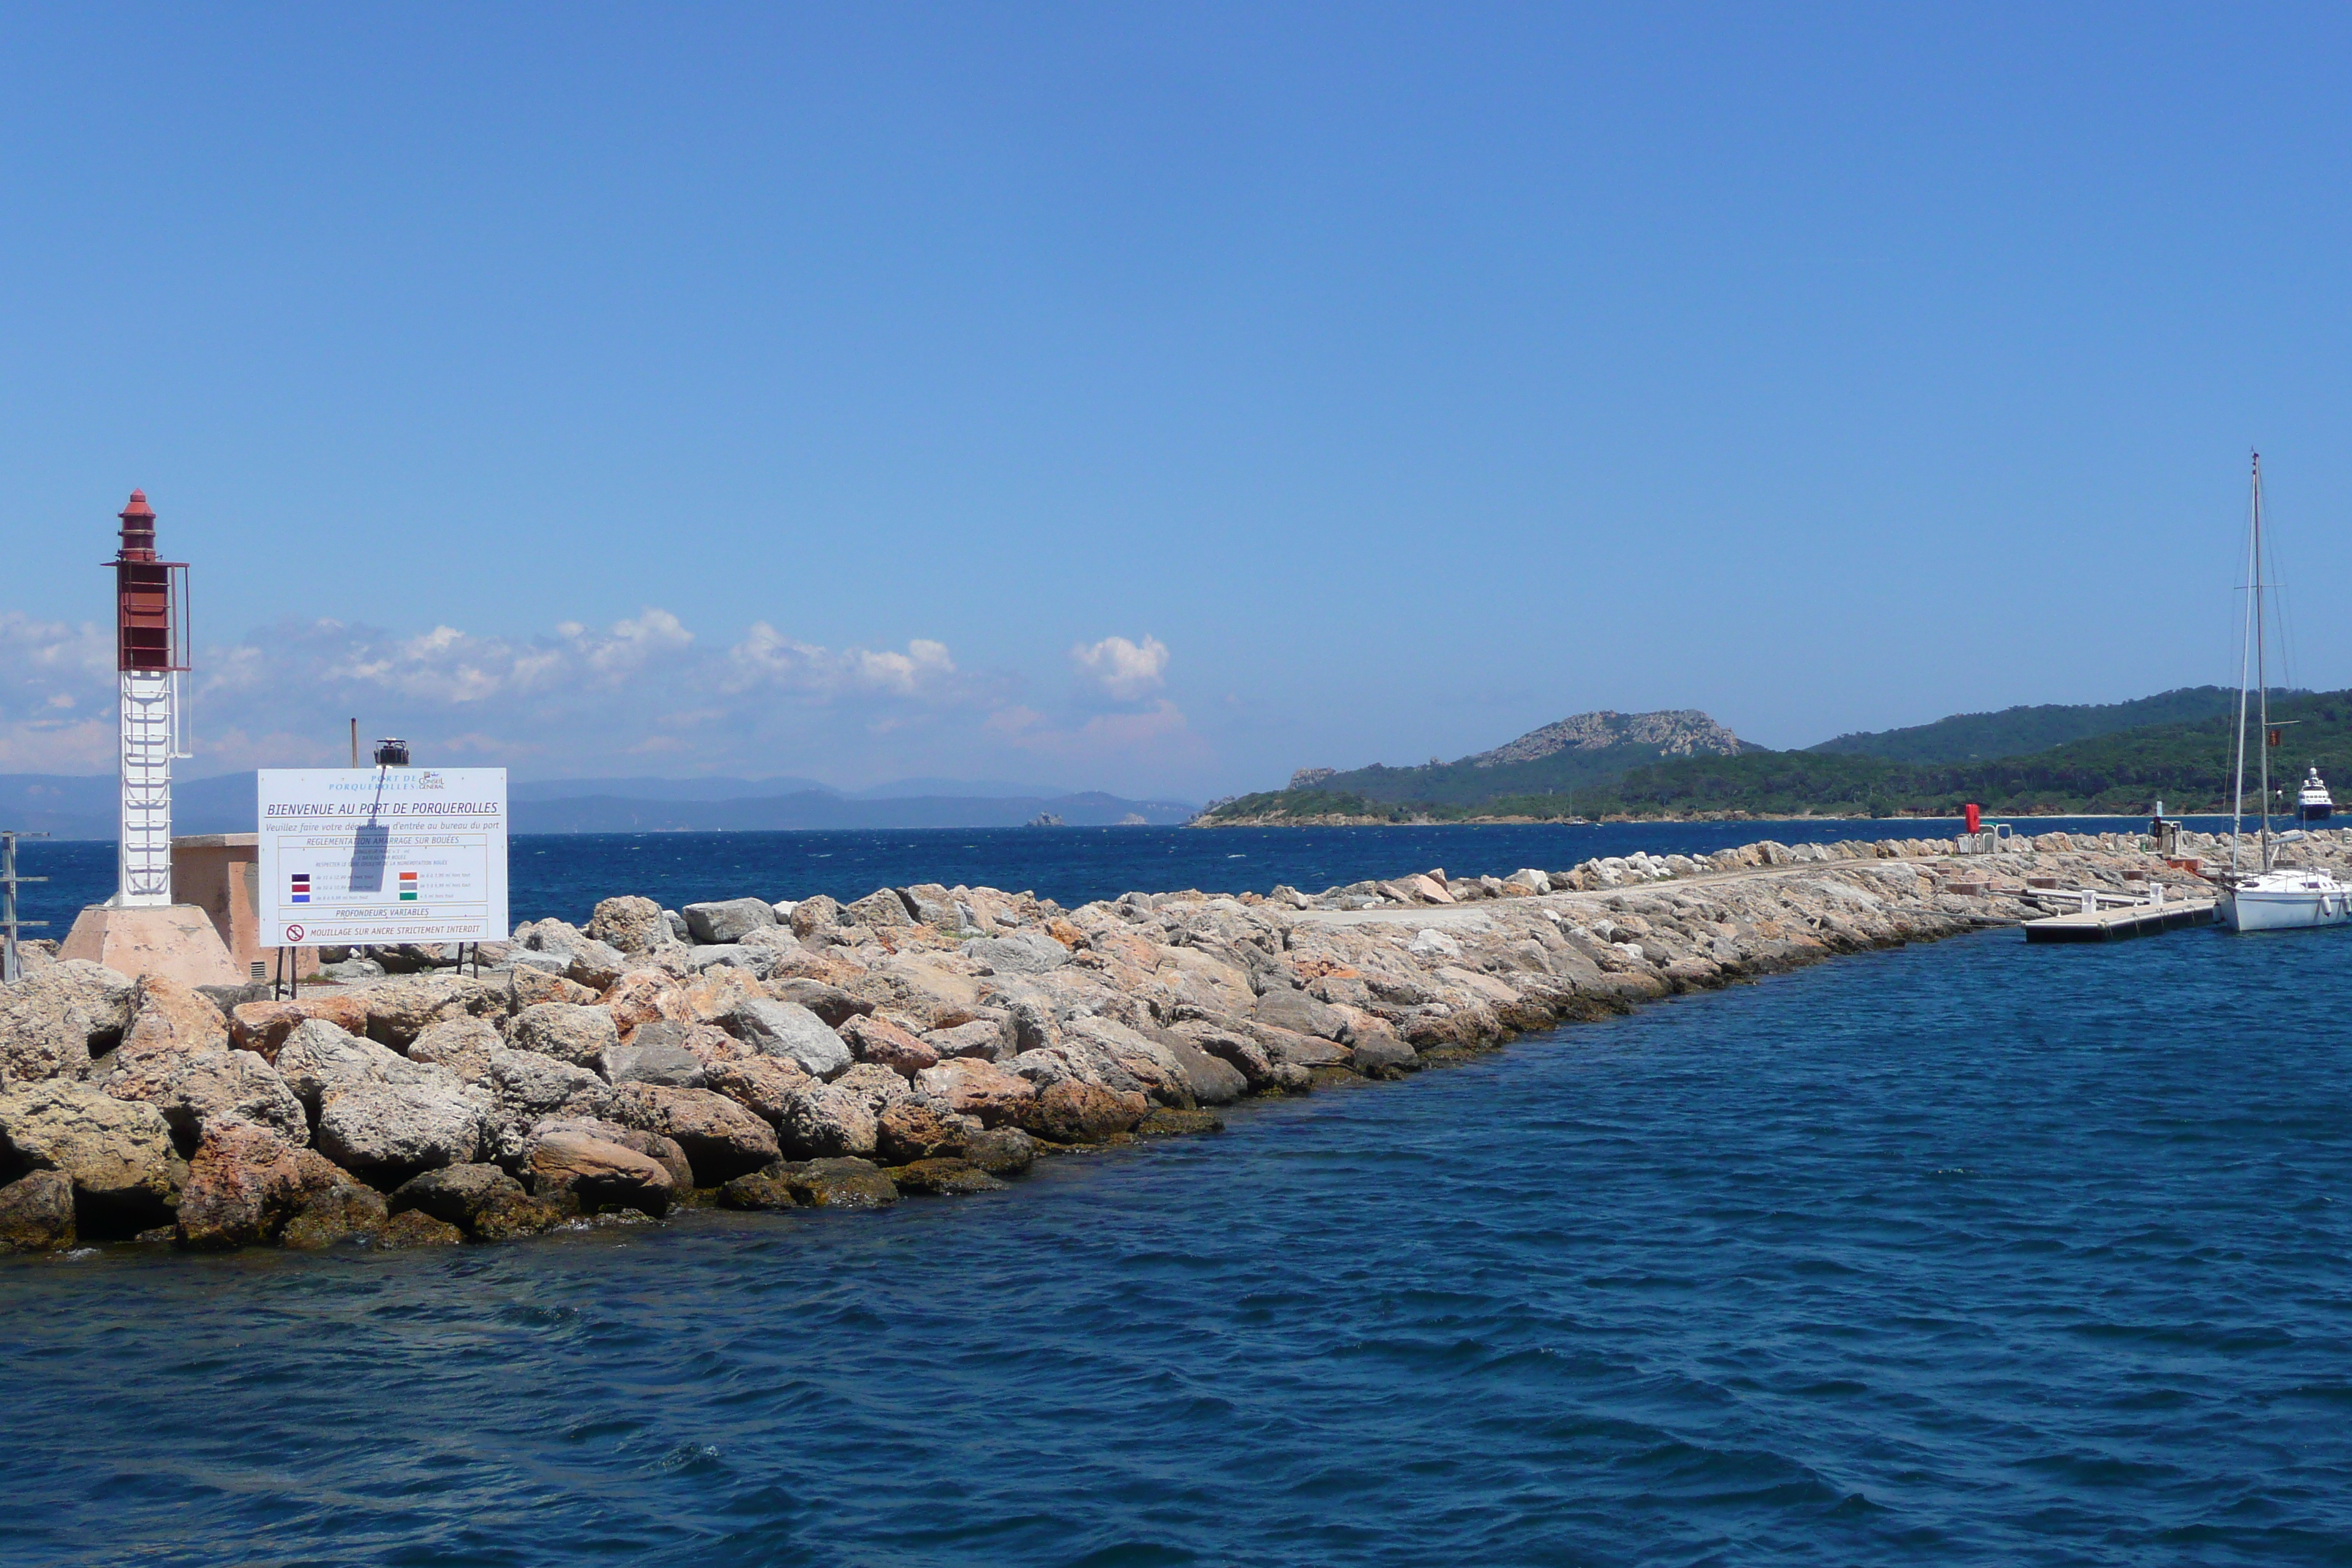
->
xmin=4 ymin=825 xmax=2344 ymax=1256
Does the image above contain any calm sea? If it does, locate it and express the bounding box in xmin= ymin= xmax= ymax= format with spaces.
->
xmin=7 ymin=822 xmax=2344 ymax=1566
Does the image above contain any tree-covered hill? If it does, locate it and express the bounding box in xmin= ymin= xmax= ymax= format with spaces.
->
xmin=1202 ymin=690 xmax=2352 ymax=822
xmin=1804 ymin=686 xmax=2259 ymax=764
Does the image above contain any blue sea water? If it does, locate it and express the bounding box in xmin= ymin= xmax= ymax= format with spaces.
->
xmin=7 ymin=824 xmax=2345 ymax=1566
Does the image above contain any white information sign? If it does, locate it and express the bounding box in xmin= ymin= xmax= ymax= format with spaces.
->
xmin=257 ymin=768 xmax=508 ymax=947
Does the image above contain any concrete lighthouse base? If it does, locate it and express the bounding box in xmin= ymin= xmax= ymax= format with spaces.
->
xmin=59 ymin=904 xmax=243 ymax=988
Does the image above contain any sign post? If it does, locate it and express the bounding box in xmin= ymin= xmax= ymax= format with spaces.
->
xmin=257 ymin=768 xmax=508 ymax=950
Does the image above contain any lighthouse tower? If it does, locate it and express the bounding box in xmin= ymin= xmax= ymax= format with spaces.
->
xmin=110 ymin=489 xmax=188 ymax=906
xmin=58 ymin=491 xmax=238 ymax=986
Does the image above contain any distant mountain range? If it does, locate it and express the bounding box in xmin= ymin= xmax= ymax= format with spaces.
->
xmin=1202 ymin=690 xmax=2342 ymax=822
xmin=0 ymin=773 xmax=1196 ymax=840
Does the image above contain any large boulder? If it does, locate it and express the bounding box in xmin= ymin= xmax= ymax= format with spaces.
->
xmin=562 ymin=938 xmax=632 ymax=992
xmin=1251 ymin=984 xmax=1349 ymax=1041
xmin=964 ymin=1126 xmax=1037 ymax=1176
xmin=513 ymin=917 xmax=585 ymax=957
xmin=875 ymin=1098 xmax=975 ymax=1164
xmin=607 ymin=1082 xmax=778 ymax=1180
xmin=1164 ymin=1038 xmax=1248 ymax=1105
xmin=586 ymin=895 xmax=668 ymax=955
xmin=118 ymin=1047 xmax=309 ymax=1148
xmin=0 ymin=960 xmax=133 ymax=1085
xmin=628 ymin=1019 xmax=745 ymax=1068
xmin=392 ymin=1162 xmax=529 ymax=1229
xmin=1024 ymin=1079 xmax=1147 ymax=1144
xmin=0 ymin=1169 xmax=76 ymax=1252
xmin=701 ymin=1055 xmax=812 ymax=1125
xmin=598 ymin=970 xmax=687 ymax=1039
xmin=377 ymin=1210 xmax=467 ymax=1248
xmin=395 ymin=1170 xmax=564 ymax=1241
xmin=528 ymin=1129 xmax=673 ymax=1216
xmin=360 ymin=974 xmax=502 ymax=1048
xmin=961 ymin=930 xmax=1071 ymax=974
xmin=775 ymin=1082 xmax=879 ymax=1159
xmin=279 ymin=1181 xmax=392 ymax=1249
xmin=118 ymin=973 xmax=230 ymax=1061
xmin=508 ymin=1003 xmax=619 ymax=1068
xmin=839 ymin=1014 xmax=939 ymax=1080
xmin=788 ymin=894 xmax=843 ymax=937
xmin=831 ymin=1062 xmax=915 ymax=1117
xmin=845 ymin=960 xmax=985 ymax=1031
xmin=764 ymin=980 xmax=870 ymax=1028
xmin=897 ymin=883 xmax=963 ymax=928
xmin=598 ymin=1041 xmax=706 ymax=1088
xmin=1348 ymin=1032 xmax=1419 ymax=1078
xmin=922 ymin=1019 xmax=1009 ymax=1061
xmin=407 ymin=1016 xmax=505 ymax=1084
xmin=508 ymin=968 xmax=600 ymax=1011
xmin=730 ymin=998 xmax=852 ymax=1079
xmin=227 ymin=995 xmax=371 ymax=1062
xmin=717 ymin=1169 xmax=799 ymax=1210
xmin=274 ymin=1019 xmax=455 ymax=1114
xmin=316 ymin=1082 xmax=482 ymax=1186
xmin=642 ymin=966 xmax=765 ymax=1033
xmin=479 ymin=1048 xmax=615 ymax=1161
xmin=911 ymin=1058 xmax=1039 ymax=1128
xmin=842 ymin=889 xmax=913 ymax=930
xmin=176 ymin=1123 xmax=347 ymax=1249
xmin=682 ymin=897 xmax=780 ymax=945
xmin=0 ymin=1079 xmax=175 ymax=1224
xmin=781 ymin=1156 xmax=897 ymax=1208
xmin=1062 ymin=1016 xmax=1195 ymax=1108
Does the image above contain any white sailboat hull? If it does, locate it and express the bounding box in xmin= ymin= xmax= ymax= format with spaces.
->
xmin=2220 ymin=883 xmax=2352 ymax=932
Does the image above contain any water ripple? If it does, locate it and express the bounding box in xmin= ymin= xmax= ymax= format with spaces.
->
xmin=8 ymin=927 xmax=2352 ymax=1564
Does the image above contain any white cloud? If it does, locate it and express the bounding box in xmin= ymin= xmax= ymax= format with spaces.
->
xmin=727 ymin=624 xmax=960 ymax=698
xmin=0 ymin=602 xmax=1210 ymax=788
xmin=1070 ymin=634 xmax=1169 ymax=700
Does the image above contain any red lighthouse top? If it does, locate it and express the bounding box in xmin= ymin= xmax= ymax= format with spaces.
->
xmin=110 ymin=489 xmax=187 ymax=673
xmin=117 ymin=489 xmax=158 ymax=562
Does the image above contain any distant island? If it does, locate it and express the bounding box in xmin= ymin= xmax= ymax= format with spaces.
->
xmin=0 ymin=773 xmax=1198 ymax=840
xmin=1196 ymin=687 xmax=2339 ymax=823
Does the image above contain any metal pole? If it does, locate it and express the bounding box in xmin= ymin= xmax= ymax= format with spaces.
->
xmin=1 ymin=831 xmax=53 ymax=984
xmin=2255 ymin=456 xmax=2272 ymax=873
xmin=2231 ymin=454 xmax=2257 ymax=875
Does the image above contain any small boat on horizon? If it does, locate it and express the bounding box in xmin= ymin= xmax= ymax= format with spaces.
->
xmin=2217 ymin=454 xmax=2350 ymax=932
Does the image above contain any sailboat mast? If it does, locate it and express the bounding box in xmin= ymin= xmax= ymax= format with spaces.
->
xmin=2253 ymin=456 xmax=2277 ymax=870
xmin=2231 ymin=454 xmax=2257 ymax=872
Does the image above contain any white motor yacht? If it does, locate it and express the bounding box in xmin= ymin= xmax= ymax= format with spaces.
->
xmin=2297 ymin=766 xmax=2334 ymax=824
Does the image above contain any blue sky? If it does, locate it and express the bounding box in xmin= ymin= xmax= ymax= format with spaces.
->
xmin=5 ymin=4 xmax=2351 ymax=797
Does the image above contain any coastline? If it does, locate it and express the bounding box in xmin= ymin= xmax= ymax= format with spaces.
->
xmin=1190 ymin=809 xmax=2212 ymax=828
xmin=4 ymin=824 xmax=2331 ymax=1255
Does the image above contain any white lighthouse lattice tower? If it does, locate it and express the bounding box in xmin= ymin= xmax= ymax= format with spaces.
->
xmin=57 ymin=491 xmax=236 ymax=987
xmin=110 ymin=490 xmax=191 ymax=906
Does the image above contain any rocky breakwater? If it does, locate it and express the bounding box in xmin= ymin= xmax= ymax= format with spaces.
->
xmin=1 ymin=829 xmax=2308 ymax=1255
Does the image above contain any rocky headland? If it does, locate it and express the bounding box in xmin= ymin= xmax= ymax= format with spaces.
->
xmin=2 ymin=826 xmax=2332 ymax=1255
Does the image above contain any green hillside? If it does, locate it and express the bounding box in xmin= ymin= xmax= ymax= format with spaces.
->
xmin=1580 ymin=690 xmax=2352 ymax=818
xmin=1296 ymin=741 xmax=1719 ymax=808
xmin=1805 ymin=686 xmax=2260 ymax=764
xmin=1202 ymin=690 xmax=2352 ymax=822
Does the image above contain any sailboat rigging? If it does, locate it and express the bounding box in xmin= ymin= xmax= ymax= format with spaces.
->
xmin=2219 ymin=453 xmax=2351 ymax=932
